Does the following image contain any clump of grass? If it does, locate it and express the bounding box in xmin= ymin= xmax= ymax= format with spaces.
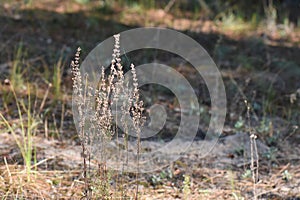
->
xmin=71 ymin=34 xmax=145 ymax=199
xmin=215 ymin=11 xmax=256 ymax=33
xmin=0 ymin=83 xmax=40 ymax=181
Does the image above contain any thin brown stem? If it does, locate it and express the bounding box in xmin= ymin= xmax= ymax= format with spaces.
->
xmin=245 ymin=100 xmax=258 ymax=200
xmin=135 ymin=131 xmax=140 ymax=200
xmin=82 ymin=143 xmax=88 ymax=198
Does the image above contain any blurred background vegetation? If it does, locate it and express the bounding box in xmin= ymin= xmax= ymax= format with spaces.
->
xmin=79 ymin=0 xmax=300 ymax=26
xmin=0 ymin=0 xmax=299 ymax=143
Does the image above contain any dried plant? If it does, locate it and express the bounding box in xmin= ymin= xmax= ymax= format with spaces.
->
xmin=71 ymin=34 xmax=145 ymax=199
xmin=244 ymin=100 xmax=259 ymax=200
xmin=71 ymin=47 xmax=90 ymax=197
xmin=129 ymin=63 xmax=146 ymax=198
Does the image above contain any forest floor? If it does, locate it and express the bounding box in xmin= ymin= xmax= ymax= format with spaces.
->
xmin=0 ymin=1 xmax=299 ymax=199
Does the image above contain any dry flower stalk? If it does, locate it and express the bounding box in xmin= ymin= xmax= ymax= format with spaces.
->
xmin=71 ymin=34 xmax=145 ymax=198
